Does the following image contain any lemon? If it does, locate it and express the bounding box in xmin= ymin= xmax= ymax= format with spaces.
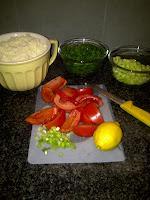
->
xmin=93 ymin=121 xmax=123 ymax=151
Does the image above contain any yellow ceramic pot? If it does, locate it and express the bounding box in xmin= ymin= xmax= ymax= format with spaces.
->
xmin=0 ymin=32 xmax=58 ymax=91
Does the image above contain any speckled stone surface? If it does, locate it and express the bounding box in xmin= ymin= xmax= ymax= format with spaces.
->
xmin=0 ymin=57 xmax=150 ymax=200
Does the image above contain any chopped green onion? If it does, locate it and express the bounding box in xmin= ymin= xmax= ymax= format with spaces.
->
xmin=34 ymin=126 xmax=76 ymax=154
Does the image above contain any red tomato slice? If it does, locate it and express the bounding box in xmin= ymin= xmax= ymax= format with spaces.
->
xmin=54 ymin=94 xmax=77 ymax=111
xmin=25 ymin=107 xmax=58 ymax=125
xmin=76 ymin=87 xmax=93 ymax=96
xmin=44 ymin=109 xmax=66 ymax=129
xmin=41 ymin=76 xmax=67 ymax=103
xmin=73 ymin=124 xmax=98 ymax=137
xmin=75 ymin=94 xmax=103 ymax=107
xmin=41 ymin=86 xmax=55 ymax=103
xmin=56 ymin=86 xmax=78 ymax=102
xmin=61 ymin=109 xmax=81 ymax=133
xmin=81 ymin=102 xmax=104 ymax=124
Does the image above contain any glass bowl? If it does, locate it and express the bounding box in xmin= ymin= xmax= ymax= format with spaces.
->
xmin=109 ymin=46 xmax=150 ymax=85
xmin=59 ymin=38 xmax=109 ymax=77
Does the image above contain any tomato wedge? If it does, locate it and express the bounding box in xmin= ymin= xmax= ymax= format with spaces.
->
xmin=61 ymin=109 xmax=81 ymax=133
xmin=44 ymin=109 xmax=66 ymax=129
xmin=41 ymin=76 xmax=67 ymax=103
xmin=54 ymin=94 xmax=77 ymax=111
xmin=76 ymin=87 xmax=93 ymax=96
xmin=25 ymin=107 xmax=58 ymax=125
xmin=41 ymin=87 xmax=55 ymax=103
xmin=73 ymin=124 xmax=98 ymax=137
xmin=81 ymin=102 xmax=104 ymax=124
xmin=56 ymin=86 xmax=78 ymax=102
xmin=75 ymin=94 xmax=103 ymax=107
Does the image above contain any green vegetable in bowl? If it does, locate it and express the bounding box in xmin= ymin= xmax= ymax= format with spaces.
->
xmin=64 ymin=60 xmax=99 ymax=76
xmin=113 ymin=56 xmax=150 ymax=71
xmin=35 ymin=126 xmax=76 ymax=155
xmin=112 ymin=56 xmax=150 ymax=85
xmin=112 ymin=66 xmax=150 ymax=85
xmin=61 ymin=43 xmax=105 ymax=62
xmin=60 ymin=43 xmax=106 ymax=76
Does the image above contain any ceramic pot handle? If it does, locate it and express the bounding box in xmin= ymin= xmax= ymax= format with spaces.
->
xmin=49 ymin=39 xmax=58 ymax=66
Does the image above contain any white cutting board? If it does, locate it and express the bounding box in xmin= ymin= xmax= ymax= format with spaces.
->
xmin=28 ymin=85 xmax=125 ymax=164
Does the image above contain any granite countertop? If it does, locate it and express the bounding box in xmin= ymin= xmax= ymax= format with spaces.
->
xmin=0 ymin=57 xmax=150 ymax=200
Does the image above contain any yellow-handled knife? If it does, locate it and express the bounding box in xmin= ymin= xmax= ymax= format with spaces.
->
xmin=94 ymin=85 xmax=150 ymax=127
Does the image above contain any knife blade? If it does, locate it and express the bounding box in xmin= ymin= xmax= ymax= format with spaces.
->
xmin=93 ymin=84 xmax=150 ymax=127
xmin=93 ymin=85 xmax=125 ymax=105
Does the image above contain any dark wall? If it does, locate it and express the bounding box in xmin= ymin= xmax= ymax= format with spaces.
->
xmin=0 ymin=0 xmax=150 ymax=49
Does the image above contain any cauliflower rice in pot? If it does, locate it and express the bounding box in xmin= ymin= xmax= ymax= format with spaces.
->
xmin=0 ymin=34 xmax=48 ymax=63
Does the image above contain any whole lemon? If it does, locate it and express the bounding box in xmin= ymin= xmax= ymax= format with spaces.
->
xmin=93 ymin=121 xmax=123 ymax=151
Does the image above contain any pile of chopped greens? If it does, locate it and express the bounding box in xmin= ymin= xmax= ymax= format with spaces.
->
xmin=35 ymin=126 xmax=76 ymax=155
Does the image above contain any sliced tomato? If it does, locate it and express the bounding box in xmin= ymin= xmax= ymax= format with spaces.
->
xmin=81 ymin=102 xmax=104 ymax=124
xmin=25 ymin=107 xmax=58 ymax=125
xmin=73 ymin=124 xmax=98 ymax=137
xmin=54 ymin=94 xmax=77 ymax=111
xmin=76 ymin=106 xmax=85 ymax=113
xmin=41 ymin=76 xmax=67 ymax=103
xmin=76 ymin=87 xmax=93 ymax=96
xmin=56 ymin=86 xmax=78 ymax=102
xmin=61 ymin=109 xmax=81 ymax=133
xmin=75 ymin=94 xmax=103 ymax=107
xmin=42 ymin=76 xmax=67 ymax=91
xmin=41 ymin=86 xmax=55 ymax=103
xmin=44 ymin=109 xmax=66 ymax=129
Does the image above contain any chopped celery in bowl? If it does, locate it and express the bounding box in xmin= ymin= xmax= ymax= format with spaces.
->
xmin=109 ymin=46 xmax=150 ymax=85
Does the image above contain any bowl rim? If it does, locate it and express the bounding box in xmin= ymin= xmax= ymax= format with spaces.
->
xmin=0 ymin=32 xmax=51 ymax=65
xmin=58 ymin=37 xmax=109 ymax=59
xmin=108 ymin=45 xmax=150 ymax=59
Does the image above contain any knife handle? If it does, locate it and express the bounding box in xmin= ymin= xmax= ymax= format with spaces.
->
xmin=120 ymin=101 xmax=150 ymax=127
